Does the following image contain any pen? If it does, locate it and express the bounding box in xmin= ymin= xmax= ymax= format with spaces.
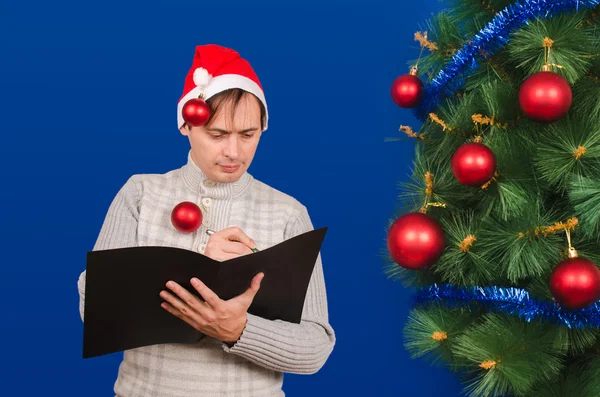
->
xmin=206 ymin=229 xmax=259 ymax=252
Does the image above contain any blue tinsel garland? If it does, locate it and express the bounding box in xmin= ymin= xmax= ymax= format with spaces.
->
xmin=414 ymin=0 xmax=600 ymax=121
xmin=416 ymin=284 xmax=600 ymax=329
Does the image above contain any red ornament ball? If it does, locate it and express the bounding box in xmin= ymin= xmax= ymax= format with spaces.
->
xmin=171 ymin=201 xmax=203 ymax=233
xmin=518 ymin=71 xmax=572 ymax=123
xmin=550 ymin=257 xmax=600 ymax=310
xmin=182 ymin=98 xmax=211 ymax=127
xmin=387 ymin=212 xmax=446 ymax=270
xmin=451 ymin=142 xmax=496 ymax=186
xmin=391 ymin=72 xmax=424 ymax=108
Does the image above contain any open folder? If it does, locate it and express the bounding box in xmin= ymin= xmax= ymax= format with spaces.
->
xmin=82 ymin=227 xmax=327 ymax=358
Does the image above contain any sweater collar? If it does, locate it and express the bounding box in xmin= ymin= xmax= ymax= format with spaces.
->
xmin=181 ymin=150 xmax=252 ymax=198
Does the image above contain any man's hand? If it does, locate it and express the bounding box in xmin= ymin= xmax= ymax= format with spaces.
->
xmin=204 ymin=226 xmax=257 ymax=261
xmin=159 ymin=272 xmax=264 ymax=343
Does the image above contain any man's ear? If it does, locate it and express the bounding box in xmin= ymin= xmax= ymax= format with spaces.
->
xmin=179 ymin=125 xmax=189 ymax=136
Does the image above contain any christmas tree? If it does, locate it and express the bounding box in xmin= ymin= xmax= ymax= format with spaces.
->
xmin=385 ymin=1 xmax=600 ymax=396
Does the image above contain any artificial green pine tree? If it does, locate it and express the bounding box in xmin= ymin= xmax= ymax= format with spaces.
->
xmin=385 ymin=1 xmax=600 ymax=396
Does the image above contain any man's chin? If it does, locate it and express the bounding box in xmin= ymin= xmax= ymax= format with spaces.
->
xmin=213 ymin=170 xmax=243 ymax=183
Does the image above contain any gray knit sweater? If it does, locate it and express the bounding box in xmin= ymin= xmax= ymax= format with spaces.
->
xmin=77 ymin=151 xmax=335 ymax=397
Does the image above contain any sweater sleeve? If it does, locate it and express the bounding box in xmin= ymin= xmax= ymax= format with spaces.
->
xmin=223 ymin=205 xmax=336 ymax=374
xmin=77 ymin=177 xmax=141 ymax=321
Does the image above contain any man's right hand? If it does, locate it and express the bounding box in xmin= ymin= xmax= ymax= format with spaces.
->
xmin=203 ymin=226 xmax=257 ymax=261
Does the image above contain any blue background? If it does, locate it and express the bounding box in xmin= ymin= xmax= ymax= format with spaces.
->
xmin=0 ymin=0 xmax=464 ymax=395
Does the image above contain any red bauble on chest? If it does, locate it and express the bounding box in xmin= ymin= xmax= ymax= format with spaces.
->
xmin=171 ymin=201 xmax=203 ymax=233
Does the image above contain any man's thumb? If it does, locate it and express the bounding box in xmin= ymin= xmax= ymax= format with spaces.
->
xmin=242 ymin=272 xmax=264 ymax=303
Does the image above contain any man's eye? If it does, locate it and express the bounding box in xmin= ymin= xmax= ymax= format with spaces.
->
xmin=211 ymin=134 xmax=224 ymax=139
xmin=243 ymin=134 xmax=253 ymax=138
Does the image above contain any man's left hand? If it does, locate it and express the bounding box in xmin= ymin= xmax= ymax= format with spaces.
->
xmin=159 ymin=272 xmax=264 ymax=343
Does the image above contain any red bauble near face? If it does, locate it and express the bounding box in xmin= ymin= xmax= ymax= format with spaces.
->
xmin=451 ymin=142 xmax=496 ymax=186
xmin=518 ymin=71 xmax=572 ymax=123
xmin=550 ymin=257 xmax=600 ymax=310
xmin=387 ymin=212 xmax=446 ymax=270
xmin=171 ymin=201 xmax=203 ymax=233
xmin=391 ymin=74 xmax=424 ymax=108
xmin=182 ymin=98 xmax=211 ymax=127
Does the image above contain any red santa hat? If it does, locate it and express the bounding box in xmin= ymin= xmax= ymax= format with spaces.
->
xmin=177 ymin=44 xmax=268 ymax=130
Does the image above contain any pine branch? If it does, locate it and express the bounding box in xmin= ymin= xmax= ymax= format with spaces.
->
xmin=452 ymin=314 xmax=565 ymax=397
xmin=524 ymin=274 xmax=554 ymax=303
xmin=446 ymin=0 xmax=515 ymax=37
xmin=475 ymin=204 xmax=564 ymax=282
xmin=473 ymin=129 xmax=541 ymax=221
xmin=398 ymin=145 xmax=475 ymax=213
xmin=582 ymin=4 xmax=600 ymax=26
xmin=533 ymin=115 xmax=600 ymax=192
xmin=475 ymin=80 xmax=520 ymax=125
xmin=573 ymin=62 xmax=600 ymax=130
xmin=581 ymin=356 xmax=600 ymax=397
xmin=551 ymin=326 xmax=600 ymax=355
xmin=434 ymin=211 xmax=502 ymax=286
xmin=426 ymin=92 xmax=482 ymax=140
xmin=569 ymin=176 xmax=600 ymax=237
xmin=530 ymin=356 xmax=600 ymax=397
xmin=403 ymin=304 xmax=474 ymax=367
xmin=474 ymin=179 xmax=534 ymax=223
xmin=569 ymin=234 xmax=600 ymax=268
xmin=463 ymin=57 xmax=514 ymax=90
xmin=528 ymin=360 xmax=588 ymax=397
xmin=382 ymin=245 xmax=440 ymax=287
xmin=411 ymin=12 xmax=466 ymax=79
xmin=506 ymin=14 xmax=598 ymax=83
xmin=420 ymin=121 xmax=466 ymax=164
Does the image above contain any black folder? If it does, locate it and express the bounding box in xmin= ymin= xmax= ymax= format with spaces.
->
xmin=82 ymin=227 xmax=327 ymax=358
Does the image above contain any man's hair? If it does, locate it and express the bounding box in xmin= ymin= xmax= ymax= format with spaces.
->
xmin=184 ymin=88 xmax=266 ymax=131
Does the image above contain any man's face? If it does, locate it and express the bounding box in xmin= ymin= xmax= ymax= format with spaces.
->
xmin=180 ymin=94 xmax=262 ymax=184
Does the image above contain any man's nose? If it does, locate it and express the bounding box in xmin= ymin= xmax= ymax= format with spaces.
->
xmin=224 ymin=135 xmax=240 ymax=159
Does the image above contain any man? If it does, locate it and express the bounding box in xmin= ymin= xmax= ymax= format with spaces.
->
xmin=77 ymin=44 xmax=335 ymax=396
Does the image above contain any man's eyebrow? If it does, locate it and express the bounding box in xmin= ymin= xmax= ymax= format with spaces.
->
xmin=206 ymin=127 xmax=259 ymax=134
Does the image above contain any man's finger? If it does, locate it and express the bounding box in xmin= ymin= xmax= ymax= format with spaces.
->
xmin=190 ymin=277 xmax=223 ymax=310
xmin=163 ymin=281 xmax=210 ymax=317
xmin=210 ymin=252 xmax=242 ymax=262
xmin=236 ymin=272 xmax=264 ymax=306
xmin=219 ymin=252 xmax=242 ymax=261
xmin=219 ymin=226 xmax=257 ymax=250
xmin=159 ymin=291 xmax=196 ymax=319
xmin=221 ymin=241 xmax=252 ymax=255
xmin=161 ymin=302 xmax=201 ymax=330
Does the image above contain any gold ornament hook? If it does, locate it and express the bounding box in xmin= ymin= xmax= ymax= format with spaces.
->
xmin=542 ymin=37 xmax=565 ymax=72
xmin=413 ymin=31 xmax=437 ymax=71
xmin=566 ymin=229 xmax=578 ymax=258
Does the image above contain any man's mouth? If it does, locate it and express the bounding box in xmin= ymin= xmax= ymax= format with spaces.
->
xmin=220 ymin=164 xmax=241 ymax=173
